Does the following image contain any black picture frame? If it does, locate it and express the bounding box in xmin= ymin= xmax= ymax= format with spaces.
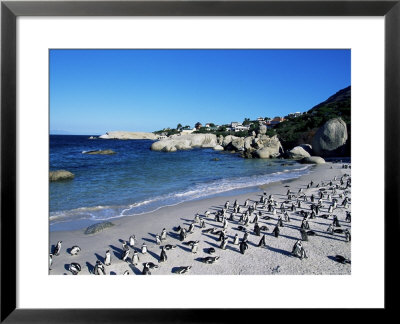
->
xmin=1 ymin=0 xmax=398 ymax=322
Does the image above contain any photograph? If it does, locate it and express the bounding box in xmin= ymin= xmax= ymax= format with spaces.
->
xmin=49 ymin=49 xmax=351 ymax=276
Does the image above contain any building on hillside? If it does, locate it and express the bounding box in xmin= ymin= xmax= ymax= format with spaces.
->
xmin=234 ymin=125 xmax=250 ymax=132
xmin=287 ymin=112 xmax=302 ymax=118
xmin=266 ymin=116 xmax=285 ymax=129
xmin=181 ymin=128 xmax=196 ymax=135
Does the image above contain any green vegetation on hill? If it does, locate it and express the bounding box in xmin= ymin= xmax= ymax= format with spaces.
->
xmin=271 ymin=86 xmax=351 ymax=149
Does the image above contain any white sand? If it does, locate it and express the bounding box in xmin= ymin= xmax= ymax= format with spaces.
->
xmin=49 ymin=162 xmax=351 ymax=275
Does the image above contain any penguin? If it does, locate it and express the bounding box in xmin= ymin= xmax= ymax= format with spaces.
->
xmin=327 ymin=224 xmax=334 ymax=234
xmin=194 ymin=213 xmax=200 ymax=223
xmin=272 ymin=225 xmax=280 ymax=238
xmin=260 ymin=225 xmax=269 ymax=231
xmin=239 ymin=240 xmax=249 ymax=254
xmin=161 ymin=228 xmax=167 ymax=240
xmin=146 ymin=262 xmax=159 ymax=270
xmin=242 ymin=232 xmax=249 ymax=242
xmin=233 ymin=234 xmax=239 ymax=245
xmin=123 ymin=270 xmax=130 ymax=275
xmin=188 ymin=223 xmax=195 ymax=233
xmin=334 ymin=255 xmax=351 ymax=264
xmin=122 ymin=241 xmax=129 ymax=251
xmin=68 ymin=262 xmax=81 ymax=275
xmin=164 ymin=244 xmax=176 ymax=250
xmin=307 ymin=230 xmax=317 ymax=236
xmin=173 ymin=266 xmax=191 ymax=274
xmin=333 ymin=215 xmax=341 ymax=227
xmin=346 ymin=211 xmax=351 ymax=223
xmin=121 ymin=249 xmax=130 ymax=262
xmin=191 ymin=242 xmax=199 ymax=254
xmin=104 ymin=250 xmax=111 ymax=266
xmin=131 ymin=251 xmax=139 ymax=266
xmin=94 ymin=260 xmax=106 ymax=275
xmin=200 ymin=219 xmax=206 ymax=228
xmin=292 ymin=240 xmax=307 ymax=259
xmin=141 ymin=243 xmax=147 ymax=254
xmin=254 ymin=223 xmax=261 ymax=236
xmin=345 ymin=229 xmax=351 ymax=242
xmin=129 ymin=235 xmax=136 ymax=247
xmin=159 ymin=247 xmax=167 ymax=262
xmin=49 ymin=254 xmax=53 ymax=270
xmin=202 ymin=228 xmax=214 ymax=234
xmin=53 ymin=241 xmax=62 ymax=256
xmin=70 ymin=246 xmax=81 ymax=256
xmin=202 ymin=256 xmax=220 ymax=264
xmin=220 ymin=238 xmax=228 ymax=250
xmin=142 ymin=263 xmax=151 ymax=275
xmin=173 ymin=225 xmax=182 ymax=232
xmin=328 ymin=205 xmax=333 ymax=214
xmin=300 ymin=229 xmax=308 ymax=241
xmin=258 ymin=234 xmax=267 ymax=247
xmin=183 ymin=240 xmax=199 ymax=246
xmin=179 ymin=228 xmax=186 ymax=241
xmin=155 ymin=235 xmax=161 ymax=245
xmin=207 ymin=247 xmax=216 ymax=255
xmin=277 ymin=216 xmax=284 ymax=227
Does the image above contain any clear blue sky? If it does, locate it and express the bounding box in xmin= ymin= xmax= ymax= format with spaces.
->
xmin=50 ymin=49 xmax=350 ymax=135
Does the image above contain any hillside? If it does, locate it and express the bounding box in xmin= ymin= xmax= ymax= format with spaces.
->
xmin=272 ymin=86 xmax=351 ymax=150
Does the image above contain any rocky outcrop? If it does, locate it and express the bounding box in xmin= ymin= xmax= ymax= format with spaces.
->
xmin=151 ymin=134 xmax=218 ymax=152
xmin=83 ymin=149 xmax=116 ymax=155
xmin=286 ymin=144 xmax=312 ymax=160
xmin=252 ymin=135 xmax=283 ymax=159
xmin=99 ymin=131 xmax=158 ymax=140
xmin=312 ymin=118 xmax=348 ymax=157
xmin=300 ymin=156 xmax=326 ymax=164
xmin=213 ymin=145 xmax=224 ymax=151
xmin=49 ymin=170 xmax=75 ymax=181
xmin=84 ymin=221 xmax=115 ymax=235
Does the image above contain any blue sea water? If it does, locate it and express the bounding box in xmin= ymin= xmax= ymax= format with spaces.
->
xmin=49 ymin=135 xmax=312 ymax=231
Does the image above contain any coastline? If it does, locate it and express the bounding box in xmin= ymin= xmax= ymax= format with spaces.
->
xmin=49 ymin=162 xmax=351 ymax=275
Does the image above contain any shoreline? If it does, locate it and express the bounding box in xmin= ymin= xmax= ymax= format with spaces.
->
xmin=49 ymin=162 xmax=351 ymax=275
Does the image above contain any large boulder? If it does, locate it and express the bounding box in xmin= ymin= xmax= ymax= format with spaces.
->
xmin=213 ymin=145 xmax=224 ymax=151
xmin=312 ymin=118 xmax=348 ymax=157
xmin=259 ymin=124 xmax=267 ymax=135
xmin=244 ymin=137 xmax=253 ymax=150
xmin=300 ymin=156 xmax=326 ymax=164
xmin=287 ymin=145 xmax=312 ymax=160
xmin=150 ymin=134 xmax=218 ymax=152
xmin=49 ymin=170 xmax=74 ymax=181
xmin=254 ymin=135 xmax=284 ymax=158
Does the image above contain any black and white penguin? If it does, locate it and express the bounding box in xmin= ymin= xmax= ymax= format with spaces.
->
xmin=121 ymin=249 xmax=130 ymax=262
xmin=207 ymin=247 xmax=216 ymax=254
xmin=104 ymin=250 xmax=111 ymax=266
xmin=156 ymin=235 xmax=161 ymax=245
xmin=344 ymin=229 xmax=351 ymax=242
xmin=194 ymin=213 xmax=200 ymax=223
xmin=161 ymin=228 xmax=167 ymax=240
xmin=179 ymin=228 xmax=186 ymax=241
xmin=141 ymin=243 xmax=147 ymax=254
xmin=146 ymin=262 xmax=159 ymax=270
xmin=191 ymin=242 xmax=199 ymax=254
xmin=239 ymin=240 xmax=249 ymax=254
xmin=233 ymin=234 xmax=239 ymax=245
xmin=164 ymin=244 xmax=176 ymax=250
xmin=334 ymin=255 xmax=351 ymax=264
xmin=159 ymin=247 xmax=167 ymax=262
xmin=123 ymin=270 xmax=129 ymax=275
xmin=131 ymin=251 xmax=139 ymax=266
xmin=122 ymin=241 xmax=129 ymax=251
xmin=272 ymin=225 xmax=280 ymax=238
xmin=49 ymin=254 xmax=53 ymax=270
xmin=258 ymin=234 xmax=267 ymax=247
xmin=202 ymin=256 xmax=220 ymax=264
xmin=142 ymin=263 xmax=151 ymax=275
xmin=70 ymin=246 xmax=81 ymax=256
xmin=53 ymin=241 xmax=62 ymax=256
xmin=327 ymin=224 xmax=334 ymax=234
xmin=200 ymin=219 xmax=206 ymax=228
xmin=68 ymin=262 xmax=81 ymax=275
xmin=345 ymin=211 xmax=351 ymax=223
xmin=94 ymin=260 xmax=106 ymax=275
xmin=220 ymin=238 xmax=228 ymax=250
xmin=188 ymin=223 xmax=195 ymax=233
xmin=254 ymin=223 xmax=261 ymax=236
xmin=129 ymin=235 xmax=136 ymax=247
xmin=173 ymin=266 xmax=191 ymax=274
xmin=300 ymin=229 xmax=308 ymax=241
xmin=292 ymin=240 xmax=307 ymax=259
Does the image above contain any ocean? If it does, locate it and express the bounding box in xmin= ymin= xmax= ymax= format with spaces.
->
xmin=49 ymin=135 xmax=313 ymax=231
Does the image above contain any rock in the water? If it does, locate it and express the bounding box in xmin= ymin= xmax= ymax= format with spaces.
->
xmin=287 ymin=145 xmax=312 ymax=159
xmin=49 ymin=170 xmax=75 ymax=181
xmin=83 ymin=149 xmax=116 ymax=155
xmin=151 ymin=134 xmax=218 ymax=152
xmin=84 ymin=221 xmax=115 ymax=234
xmin=213 ymin=145 xmax=224 ymax=151
xmin=300 ymin=156 xmax=326 ymax=164
xmin=99 ymin=131 xmax=158 ymax=140
xmin=312 ymin=118 xmax=348 ymax=157
xmin=254 ymin=135 xmax=283 ymax=158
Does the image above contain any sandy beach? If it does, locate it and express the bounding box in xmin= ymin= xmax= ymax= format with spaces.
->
xmin=49 ymin=161 xmax=351 ymax=275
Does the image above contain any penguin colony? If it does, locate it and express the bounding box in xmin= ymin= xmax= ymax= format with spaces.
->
xmin=50 ymin=163 xmax=351 ymax=275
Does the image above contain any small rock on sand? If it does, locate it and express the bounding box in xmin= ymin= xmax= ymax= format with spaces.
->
xmin=84 ymin=221 xmax=115 ymax=235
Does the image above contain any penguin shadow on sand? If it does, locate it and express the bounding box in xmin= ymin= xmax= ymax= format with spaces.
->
xmin=180 ymin=218 xmax=193 ymax=223
xmin=129 ymin=264 xmax=142 ymax=275
xmin=86 ymin=262 xmax=95 ymax=274
xmin=94 ymin=253 xmax=105 ymax=263
xmin=202 ymin=233 xmax=219 ymax=242
xmin=327 ymin=255 xmax=350 ymax=264
xmin=142 ymin=237 xmax=157 ymax=245
xmin=176 ymin=244 xmax=192 ymax=253
xmin=167 ymin=231 xmax=180 ymax=240
xmin=267 ymin=246 xmax=293 ymax=257
xmin=109 ymin=244 xmax=123 ymax=259
xmin=145 ymin=249 xmax=160 ymax=262
xmin=204 ymin=240 xmax=220 ymax=249
xmin=63 ymin=264 xmax=70 ymax=271
xmin=278 ymin=233 xmax=301 ymax=241
xmin=50 ymin=244 xmax=56 ymax=254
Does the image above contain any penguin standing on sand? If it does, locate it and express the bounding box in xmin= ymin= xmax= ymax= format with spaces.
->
xmin=179 ymin=228 xmax=186 ymax=241
xmin=141 ymin=243 xmax=147 ymax=254
xmin=344 ymin=229 xmax=351 ymax=242
xmin=94 ymin=260 xmax=106 ymax=275
xmin=327 ymin=224 xmax=334 ymax=234
xmin=68 ymin=263 xmax=81 ymax=275
xmin=254 ymin=223 xmax=261 ymax=236
xmin=122 ymin=241 xmax=129 ymax=251
xmin=233 ymin=234 xmax=239 ymax=245
xmin=194 ymin=213 xmax=200 ymax=223
xmin=129 ymin=235 xmax=136 ymax=247
xmin=49 ymin=254 xmax=53 ymax=270
xmin=156 ymin=235 xmax=161 ymax=245
xmin=188 ymin=223 xmax=195 ymax=233
xmin=346 ymin=211 xmax=351 ymax=223
xmin=292 ymin=240 xmax=308 ymax=259
xmin=239 ymin=240 xmax=249 ymax=254
xmin=258 ymin=234 xmax=267 ymax=247
xmin=122 ymin=249 xmax=130 ymax=262
xmin=142 ymin=263 xmax=151 ymax=275
xmin=53 ymin=241 xmax=62 ymax=256
xmin=200 ymin=219 xmax=206 ymax=228
xmin=104 ymin=250 xmax=111 ymax=266
xmin=220 ymin=237 xmax=228 ymax=250
xmin=333 ymin=215 xmax=341 ymax=227
xmin=131 ymin=251 xmax=139 ymax=266
xmin=159 ymin=247 xmax=167 ymax=262
xmin=301 ymin=219 xmax=310 ymax=230
xmin=191 ymin=242 xmax=199 ymax=254
xmin=272 ymin=225 xmax=280 ymax=238
xmin=161 ymin=228 xmax=167 ymax=240
xmin=242 ymin=232 xmax=249 ymax=242
xmin=277 ymin=216 xmax=284 ymax=227
xmin=300 ymin=229 xmax=308 ymax=241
